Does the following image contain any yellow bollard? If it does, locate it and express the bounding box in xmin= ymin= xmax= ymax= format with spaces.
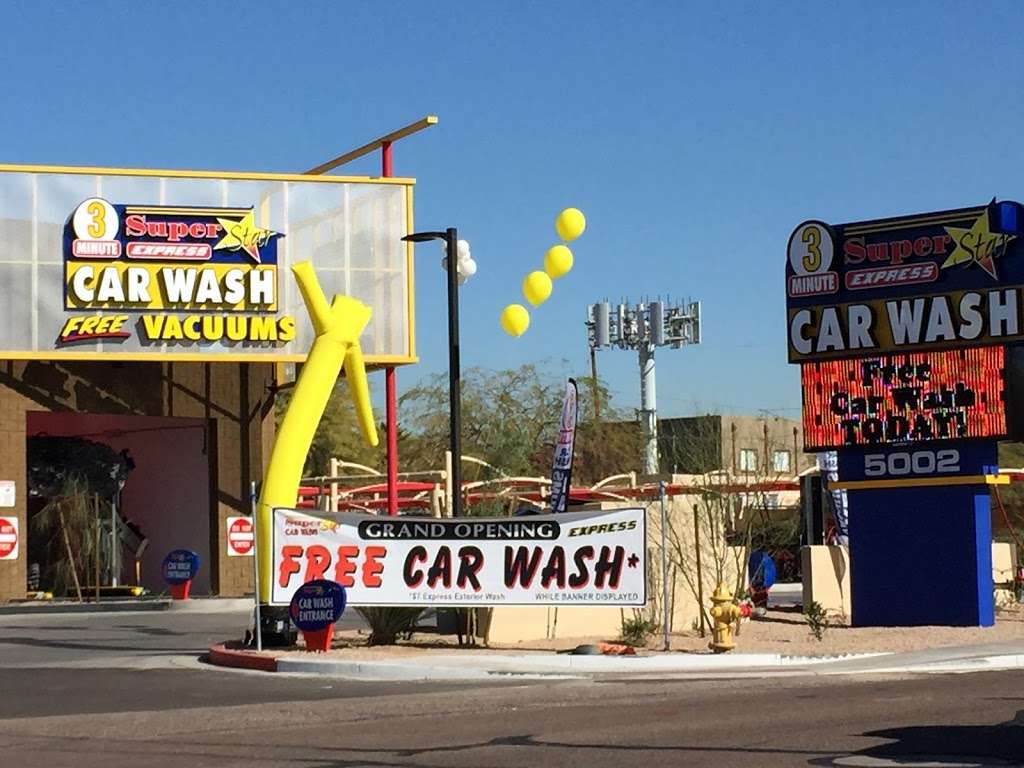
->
xmin=255 ymin=261 xmax=378 ymax=603
xmin=708 ymin=583 xmax=741 ymax=653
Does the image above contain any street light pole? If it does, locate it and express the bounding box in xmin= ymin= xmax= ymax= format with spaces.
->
xmin=402 ymin=228 xmax=468 ymax=518
xmin=443 ymin=227 xmax=463 ymax=518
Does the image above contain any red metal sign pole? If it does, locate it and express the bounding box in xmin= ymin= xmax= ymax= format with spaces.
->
xmin=304 ymin=117 xmax=438 ymax=519
xmin=382 ymin=140 xmax=399 ymax=517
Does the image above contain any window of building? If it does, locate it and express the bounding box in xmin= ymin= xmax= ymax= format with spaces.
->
xmin=739 ymin=448 xmax=758 ymax=472
xmin=772 ymin=450 xmax=791 ymax=473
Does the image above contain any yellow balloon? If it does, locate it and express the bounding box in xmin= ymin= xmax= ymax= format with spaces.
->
xmin=544 ymin=244 xmax=574 ymax=278
xmin=522 ymin=270 xmax=553 ymax=306
xmin=555 ymin=207 xmax=586 ymax=242
xmin=500 ymin=304 xmax=530 ymax=336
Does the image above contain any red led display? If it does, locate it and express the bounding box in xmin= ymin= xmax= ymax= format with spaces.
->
xmin=801 ymin=347 xmax=1006 ymax=450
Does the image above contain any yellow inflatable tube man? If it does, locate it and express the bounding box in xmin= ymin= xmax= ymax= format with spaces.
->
xmin=256 ymin=261 xmax=378 ymax=603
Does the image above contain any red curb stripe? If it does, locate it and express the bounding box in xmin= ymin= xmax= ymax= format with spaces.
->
xmin=208 ymin=642 xmax=279 ymax=672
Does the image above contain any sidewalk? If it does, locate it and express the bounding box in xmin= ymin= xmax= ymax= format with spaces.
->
xmin=208 ymin=639 xmax=1024 ymax=681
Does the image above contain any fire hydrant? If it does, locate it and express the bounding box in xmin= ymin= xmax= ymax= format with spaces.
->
xmin=709 ymin=583 xmax=741 ymax=653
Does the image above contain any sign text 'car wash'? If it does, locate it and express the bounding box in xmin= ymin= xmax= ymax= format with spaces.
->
xmin=62 ymin=199 xmax=294 ymax=348
xmin=786 ymin=201 xmax=1024 ymax=361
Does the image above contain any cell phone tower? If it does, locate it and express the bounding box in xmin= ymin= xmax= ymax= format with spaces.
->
xmin=585 ymin=299 xmax=701 ymax=474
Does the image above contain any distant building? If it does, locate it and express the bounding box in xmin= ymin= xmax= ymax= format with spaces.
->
xmin=657 ymin=414 xmax=814 ymax=476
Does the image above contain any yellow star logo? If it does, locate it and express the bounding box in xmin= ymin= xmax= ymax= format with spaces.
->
xmin=943 ymin=211 xmax=1015 ymax=279
xmin=214 ymin=209 xmax=279 ymax=264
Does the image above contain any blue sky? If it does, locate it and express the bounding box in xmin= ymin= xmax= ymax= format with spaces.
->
xmin=2 ymin=1 xmax=1023 ymax=419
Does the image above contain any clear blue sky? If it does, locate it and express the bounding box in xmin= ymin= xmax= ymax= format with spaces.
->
xmin=2 ymin=1 xmax=1023 ymax=419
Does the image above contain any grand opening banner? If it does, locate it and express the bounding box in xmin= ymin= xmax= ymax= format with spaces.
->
xmin=0 ymin=164 xmax=415 ymax=364
xmin=271 ymin=508 xmax=647 ymax=607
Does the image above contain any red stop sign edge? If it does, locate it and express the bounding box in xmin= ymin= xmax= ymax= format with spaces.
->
xmin=227 ymin=517 xmax=253 ymax=555
xmin=0 ymin=517 xmax=18 ymax=559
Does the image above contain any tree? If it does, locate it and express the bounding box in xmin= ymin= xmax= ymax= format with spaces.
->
xmin=276 ymin=385 xmax=383 ymax=477
xmin=398 ymin=364 xmax=559 ymax=478
xmin=656 ymin=417 xmax=796 ymax=635
xmin=995 ymin=442 xmax=1024 ymax=546
xmin=278 ymin=362 xmax=645 ymax=493
xmin=571 ymin=376 xmax=643 ymax=484
xmin=397 ymin=363 xmax=642 ymax=484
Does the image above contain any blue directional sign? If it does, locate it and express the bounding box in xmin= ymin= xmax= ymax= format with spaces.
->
xmin=161 ymin=549 xmax=200 ymax=585
xmin=289 ymin=580 xmax=346 ymax=632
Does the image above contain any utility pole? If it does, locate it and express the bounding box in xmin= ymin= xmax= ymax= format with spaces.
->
xmin=639 ymin=341 xmax=658 ymax=473
xmin=586 ymin=299 xmax=701 ymax=476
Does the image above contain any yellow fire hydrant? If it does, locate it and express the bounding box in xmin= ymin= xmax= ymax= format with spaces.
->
xmin=709 ymin=583 xmax=741 ymax=653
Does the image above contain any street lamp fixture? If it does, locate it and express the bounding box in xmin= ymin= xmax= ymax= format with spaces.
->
xmin=401 ymin=228 xmax=475 ymax=517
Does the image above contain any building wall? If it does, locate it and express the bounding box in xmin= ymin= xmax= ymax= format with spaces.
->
xmin=0 ymin=359 xmax=274 ymax=602
xmin=658 ymin=414 xmax=813 ymax=476
xmin=720 ymin=415 xmax=811 ymax=476
xmin=658 ymin=415 xmax=722 ymax=474
xmin=0 ymin=383 xmax=35 ymax=601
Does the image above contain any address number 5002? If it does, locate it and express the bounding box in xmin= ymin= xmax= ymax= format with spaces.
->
xmin=864 ymin=450 xmax=960 ymax=477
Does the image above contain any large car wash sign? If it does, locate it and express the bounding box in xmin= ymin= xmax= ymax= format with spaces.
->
xmin=786 ymin=200 xmax=1024 ymax=362
xmin=63 ymin=200 xmax=291 ymax=346
xmin=801 ymin=347 xmax=1007 ymax=450
xmin=0 ymin=164 xmax=415 ymax=363
xmin=785 ymin=201 xmax=1012 ymax=628
xmin=271 ymin=508 xmax=647 ymax=607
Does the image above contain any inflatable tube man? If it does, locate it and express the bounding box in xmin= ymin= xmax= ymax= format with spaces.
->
xmin=256 ymin=261 xmax=378 ymax=603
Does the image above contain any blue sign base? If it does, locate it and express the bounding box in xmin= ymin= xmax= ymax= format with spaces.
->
xmin=848 ymin=484 xmax=994 ymax=627
xmin=838 ymin=441 xmax=996 ymax=628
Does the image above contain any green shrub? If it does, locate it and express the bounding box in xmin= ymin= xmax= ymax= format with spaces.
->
xmin=804 ymin=600 xmax=830 ymax=642
xmin=355 ymin=607 xmax=424 ymax=645
xmin=619 ymin=615 xmax=659 ymax=647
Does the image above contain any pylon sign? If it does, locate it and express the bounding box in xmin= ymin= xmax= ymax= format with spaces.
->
xmin=226 ymin=516 xmax=254 ymax=557
xmin=0 ymin=517 xmax=19 ymax=560
xmin=785 ymin=201 xmax=1024 ymax=627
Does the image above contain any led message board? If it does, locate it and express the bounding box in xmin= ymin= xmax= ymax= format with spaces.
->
xmin=801 ymin=347 xmax=1007 ymax=450
xmin=786 ymin=201 xmax=1024 ymax=362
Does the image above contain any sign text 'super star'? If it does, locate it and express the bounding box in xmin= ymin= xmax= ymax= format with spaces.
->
xmin=60 ymin=198 xmax=295 ymax=347
xmin=785 ymin=201 xmax=1024 ymax=360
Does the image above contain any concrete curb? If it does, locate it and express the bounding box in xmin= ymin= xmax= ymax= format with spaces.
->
xmin=274 ymin=651 xmax=884 ymax=680
xmin=846 ymin=653 xmax=1024 ymax=676
xmin=206 ymin=641 xmax=1024 ymax=681
xmin=275 ymin=657 xmax=511 ymax=680
xmin=205 ymin=642 xmax=886 ymax=681
xmin=207 ymin=643 xmax=280 ymax=673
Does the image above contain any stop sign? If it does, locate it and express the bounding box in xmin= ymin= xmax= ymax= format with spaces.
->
xmin=226 ymin=516 xmax=254 ymax=557
xmin=0 ymin=516 xmax=19 ymax=560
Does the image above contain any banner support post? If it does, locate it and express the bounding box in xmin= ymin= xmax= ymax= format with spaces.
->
xmin=659 ymin=481 xmax=670 ymax=651
xmin=250 ymin=480 xmax=263 ymax=652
